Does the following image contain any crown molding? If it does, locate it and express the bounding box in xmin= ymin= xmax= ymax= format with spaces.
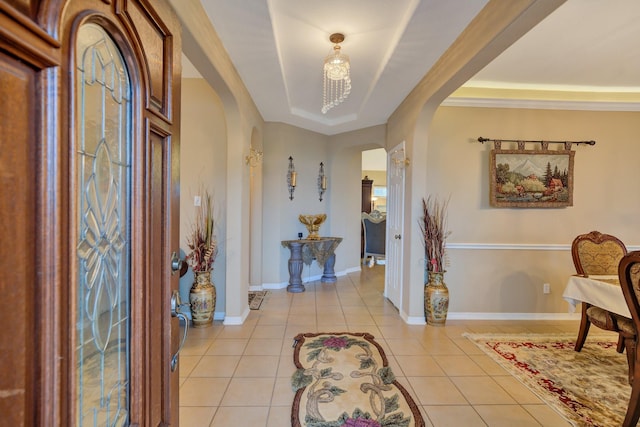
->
xmin=441 ymin=97 xmax=640 ymax=111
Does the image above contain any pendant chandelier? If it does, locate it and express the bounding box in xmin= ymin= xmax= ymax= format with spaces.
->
xmin=322 ymin=33 xmax=351 ymax=114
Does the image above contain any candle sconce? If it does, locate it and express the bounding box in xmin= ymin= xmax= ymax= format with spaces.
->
xmin=287 ymin=156 xmax=296 ymax=200
xmin=317 ymin=162 xmax=327 ymax=201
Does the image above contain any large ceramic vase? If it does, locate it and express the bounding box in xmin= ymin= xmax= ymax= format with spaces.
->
xmin=424 ymin=271 xmax=449 ymax=326
xmin=190 ymin=270 xmax=216 ymax=328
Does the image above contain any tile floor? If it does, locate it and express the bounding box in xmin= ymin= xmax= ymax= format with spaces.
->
xmin=179 ymin=264 xmax=581 ymax=426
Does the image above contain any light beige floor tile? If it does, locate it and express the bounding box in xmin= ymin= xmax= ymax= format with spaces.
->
xmin=344 ymin=312 xmax=376 ymax=324
xmin=473 ymin=404 xmax=542 ymax=427
xmin=190 ymin=355 xmax=240 ymax=377
xmin=286 ymin=314 xmax=317 ymax=325
xmin=423 ymin=405 xmax=487 ymax=427
xmin=316 ymin=322 xmax=349 ymax=331
xmin=420 ymin=338 xmax=466 ymax=355
xmin=178 ymin=406 xmax=216 ymax=427
xmin=180 ymin=377 xmax=230 ymax=406
xmin=271 ymin=376 xmax=296 ymax=406
xmin=182 ymin=338 xmax=214 ymax=356
xmin=205 ymin=338 xmax=248 ymax=355
xmin=252 ymin=325 xmax=286 ymax=339
xmin=467 ymin=354 xmax=508 ymax=376
xmin=211 ymin=406 xmax=269 ymax=427
xmin=179 ymin=355 xmax=202 ymax=377
xmin=433 ymin=355 xmax=486 ymax=376
xmin=216 ymin=326 xmax=255 ymax=340
xmin=418 ymin=406 xmax=435 ymax=427
xmin=187 ymin=325 xmax=223 ymax=340
xmin=453 ymin=337 xmax=486 ymax=355
xmin=378 ymin=325 xmax=416 ymax=339
xmin=385 ymin=338 xmax=428 ymax=355
xmin=256 ymin=313 xmax=289 ymax=325
xmin=407 ymin=377 xmax=468 ymax=405
xmin=234 ymin=355 xmax=279 ymax=377
xmin=243 ymin=338 xmax=284 ymax=355
xmin=450 ymin=377 xmax=516 ymax=405
xmin=493 ymin=375 xmax=542 ymax=404
xmin=220 ymin=377 xmax=275 ymax=406
xmin=267 ymin=406 xmax=292 ymax=427
xmin=395 ymin=355 xmax=446 ymax=376
xmin=522 ymin=404 xmax=573 ymax=426
xmin=278 ymin=354 xmax=296 ymax=376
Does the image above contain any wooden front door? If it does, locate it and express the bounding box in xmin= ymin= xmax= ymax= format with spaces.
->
xmin=0 ymin=1 xmax=182 ymax=425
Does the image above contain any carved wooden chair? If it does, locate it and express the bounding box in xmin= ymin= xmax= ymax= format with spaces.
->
xmin=617 ymin=251 xmax=640 ymax=427
xmin=361 ymin=212 xmax=386 ymax=266
xmin=571 ymin=230 xmax=628 ymax=352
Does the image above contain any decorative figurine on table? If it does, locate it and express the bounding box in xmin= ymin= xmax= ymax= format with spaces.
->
xmin=298 ymin=214 xmax=326 ymax=240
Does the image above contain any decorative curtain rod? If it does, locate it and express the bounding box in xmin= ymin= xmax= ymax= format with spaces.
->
xmin=478 ymin=137 xmax=595 ymax=148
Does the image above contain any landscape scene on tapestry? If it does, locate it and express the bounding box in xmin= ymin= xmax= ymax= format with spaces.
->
xmin=491 ymin=150 xmax=573 ymax=207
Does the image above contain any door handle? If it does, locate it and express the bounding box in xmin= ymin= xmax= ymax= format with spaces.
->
xmin=170 ymin=290 xmax=189 ymax=372
xmin=395 ymin=234 xmax=401 ymax=239
xmin=170 ymin=251 xmax=184 ymax=275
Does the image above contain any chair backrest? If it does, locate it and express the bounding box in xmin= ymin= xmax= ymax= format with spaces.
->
xmin=571 ymin=230 xmax=627 ymax=275
xmin=362 ymin=212 xmax=386 ymax=255
xmin=619 ymin=251 xmax=640 ymax=329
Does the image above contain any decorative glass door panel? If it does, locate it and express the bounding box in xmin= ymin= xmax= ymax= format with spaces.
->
xmin=75 ymin=23 xmax=132 ymax=426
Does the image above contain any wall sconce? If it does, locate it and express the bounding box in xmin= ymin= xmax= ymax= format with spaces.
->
xmin=317 ymin=162 xmax=327 ymax=201
xmin=390 ymin=148 xmax=410 ymax=169
xmin=245 ymin=146 xmax=263 ymax=167
xmin=287 ymin=156 xmax=296 ymax=200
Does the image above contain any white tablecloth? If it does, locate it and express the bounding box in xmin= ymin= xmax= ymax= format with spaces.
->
xmin=562 ymin=274 xmax=630 ymax=317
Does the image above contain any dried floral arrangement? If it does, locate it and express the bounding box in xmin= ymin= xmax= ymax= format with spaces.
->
xmin=186 ymin=192 xmax=217 ymax=273
xmin=420 ymin=195 xmax=451 ymax=273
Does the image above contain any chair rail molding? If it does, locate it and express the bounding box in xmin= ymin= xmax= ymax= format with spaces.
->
xmin=447 ymin=243 xmax=640 ymax=251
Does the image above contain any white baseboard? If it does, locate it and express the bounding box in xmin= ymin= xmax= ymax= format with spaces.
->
xmin=403 ymin=312 xmax=579 ymax=324
xmin=447 ymin=312 xmax=580 ymax=320
xmin=262 ymin=282 xmax=288 ymax=290
xmin=223 ymin=307 xmax=249 ymax=325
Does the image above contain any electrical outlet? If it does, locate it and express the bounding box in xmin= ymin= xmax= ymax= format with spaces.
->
xmin=543 ymin=283 xmax=551 ymax=294
xmin=194 ymin=196 xmax=201 ymax=206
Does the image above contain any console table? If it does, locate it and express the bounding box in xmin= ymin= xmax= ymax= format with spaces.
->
xmin=281 ymin=237 xmax=343 ymax=292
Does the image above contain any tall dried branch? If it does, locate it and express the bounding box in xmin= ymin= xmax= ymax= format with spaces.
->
xmin=420 ymin=195 xmax=451 ymax=273
xmin=187 ymin=191 xmax=217 ymax=272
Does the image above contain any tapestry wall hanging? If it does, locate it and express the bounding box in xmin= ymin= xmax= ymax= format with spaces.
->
xmin=490 ymin=149 xmax=575 ymax=208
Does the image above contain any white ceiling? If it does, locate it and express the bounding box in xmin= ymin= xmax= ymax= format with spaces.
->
xmin=184 ymin=0 xmax=640 ymax=135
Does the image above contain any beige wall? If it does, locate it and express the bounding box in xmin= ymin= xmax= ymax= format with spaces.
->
xmin=428 ymin=106 xmax=640 ymax=314
xmin=179 ymin=79 xmax=228 ymax=318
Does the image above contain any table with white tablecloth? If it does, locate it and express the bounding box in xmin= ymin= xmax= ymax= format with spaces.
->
xmin=562 ymin=274 xmax=630 ymax=317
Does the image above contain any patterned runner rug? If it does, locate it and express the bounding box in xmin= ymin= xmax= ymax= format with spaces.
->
xmin=464 ymin=333 xmax=630 ymax=427
xmin=248 ymin=290 xmax=268 ymax=310
xmin=291 ymin=332 xmax=424 ymax=427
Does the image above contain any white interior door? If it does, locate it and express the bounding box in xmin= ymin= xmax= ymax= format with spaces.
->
xmin=384 ymin=143 xmax=406 ymax=309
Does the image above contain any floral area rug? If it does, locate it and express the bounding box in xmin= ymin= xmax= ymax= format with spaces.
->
xmin=464 ymin=333 xmax=631 ymax=427
xmin=291 ymin=332 xmax=424 ymax=427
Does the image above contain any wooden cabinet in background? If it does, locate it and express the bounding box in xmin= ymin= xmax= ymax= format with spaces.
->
xmin=362 ymin=176 xmax=373 ymax=214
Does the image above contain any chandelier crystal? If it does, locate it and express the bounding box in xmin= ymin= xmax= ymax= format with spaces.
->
xmin=322 ymin=33 xmax=351 ymax=114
